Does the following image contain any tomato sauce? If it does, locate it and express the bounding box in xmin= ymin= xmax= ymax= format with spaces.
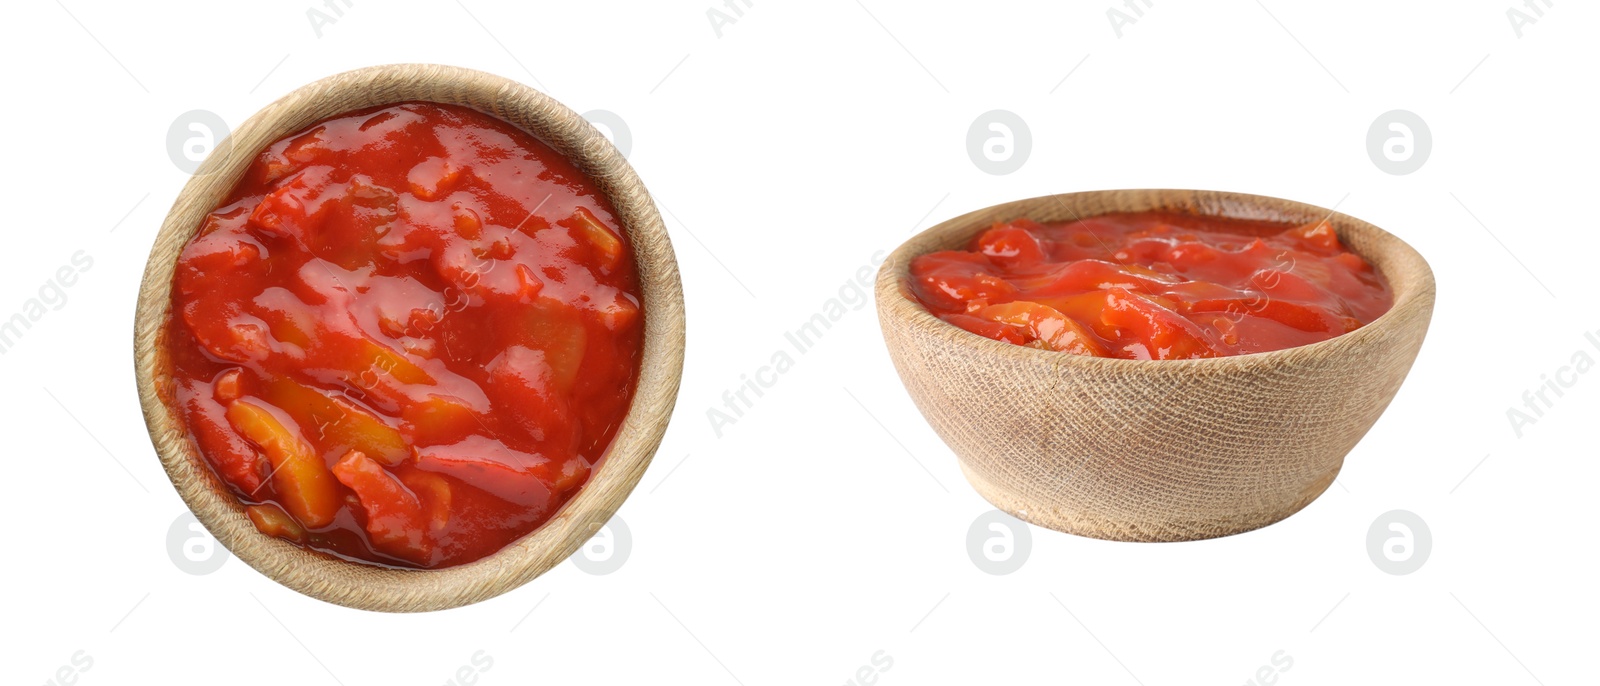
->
xmin=909 ymin=212 xmax=1392 ymax=359
xmin=163 ymin=102 xmax=643 ymax=568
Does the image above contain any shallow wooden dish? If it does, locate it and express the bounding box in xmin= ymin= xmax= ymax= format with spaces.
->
xmin=876 ymin=190 xmax=1433 ymax=542
xmin=134 ymin=64 xmax=685 ymax=611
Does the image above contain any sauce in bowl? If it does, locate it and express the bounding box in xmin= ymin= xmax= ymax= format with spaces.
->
xmin=163 ymin=102 xmax=643 ymax=568
xmin=909 ymin=211 xmax=1392 ymax=359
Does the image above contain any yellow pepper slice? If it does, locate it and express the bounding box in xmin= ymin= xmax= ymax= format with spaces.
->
xmin=226 ymin=399 xmax=340 ymax=528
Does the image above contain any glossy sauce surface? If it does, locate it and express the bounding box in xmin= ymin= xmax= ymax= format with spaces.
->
xmin=909 ymin=212 xmax=1392 ymax=359
xmin=164 ymin=102 xmax=643 ymax=568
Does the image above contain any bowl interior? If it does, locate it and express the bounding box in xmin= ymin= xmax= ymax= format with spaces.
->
xmin=134 ymin=64 xmax=685 ymax=611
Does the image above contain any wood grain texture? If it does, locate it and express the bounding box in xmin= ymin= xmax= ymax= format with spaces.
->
xmin=133 ymin=64 xmax=686 ymax=611
xmin=875 ymin=190 xmax=1434 ymax=542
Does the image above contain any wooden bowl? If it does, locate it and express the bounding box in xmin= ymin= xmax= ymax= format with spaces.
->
xmin=875 ymin=190 xmax=1434 ymax=542
xmin=134 ymin=64 xmax=685 ymax=611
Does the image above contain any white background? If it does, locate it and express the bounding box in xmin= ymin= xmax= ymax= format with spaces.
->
xmin=3 ymin=1 xmax=1594 ymax=683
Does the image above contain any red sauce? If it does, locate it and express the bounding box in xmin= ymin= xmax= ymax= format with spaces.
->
xmin=163 ymin=102 xmax=643 ymax=568
xmin=909 ymin=211 xmax=1392 ymax=359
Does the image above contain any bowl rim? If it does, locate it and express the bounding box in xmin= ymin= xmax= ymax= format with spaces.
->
xmin=133 ymin=63 xmax=685 ymax=611
xmin=875 ymin=188 xmax=1436 ymax=371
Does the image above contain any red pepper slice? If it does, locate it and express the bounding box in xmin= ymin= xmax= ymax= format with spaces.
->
xmin=1100 ymin=288 xmax=1220 ymax=360
xmin=331 ymin=450 xmax=431 ymax=564
xmin=179 ymin=378 xmax=265 ymax=496
xmin=414 ymin=436 xmax=556 ymax=508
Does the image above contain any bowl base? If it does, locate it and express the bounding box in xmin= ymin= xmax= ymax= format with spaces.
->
xmin=957 ymin=460 xmax=1340 ymax=543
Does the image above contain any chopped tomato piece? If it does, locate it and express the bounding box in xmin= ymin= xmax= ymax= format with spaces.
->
xmin=248 ymin=166 xmax=334 ymax=243
xmin=213 ymin=368 xmax=245 ymax=403
xmin=406 ymin=156 xmax=465 ymax=201
xmin=1286 ymin=219 xmax=1342 ymax=252
xmin=486 ymin=345 xmax=578 ymax=453
xmin=597 ymin=291 xmax=640 ymax=332
xmin=974 ymin=222 xmax=1047 ymax=269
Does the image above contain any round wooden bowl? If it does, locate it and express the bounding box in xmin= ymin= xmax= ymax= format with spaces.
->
xmin=134 ymin=64 xmax=685 ymax=611
xmin=876 ymin=190 xmax=1434 ymax=542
